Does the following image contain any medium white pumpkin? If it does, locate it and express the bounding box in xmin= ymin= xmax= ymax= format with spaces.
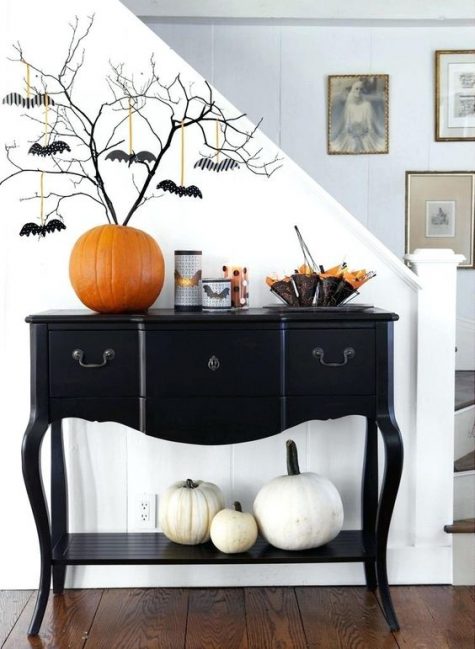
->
xmin=253 ymin=440 xmax=344 ymax=551
xmin=210 ymin=501 xmax=258 ymax=554
xmin=159 ymin=479 xmax=225 ymax=545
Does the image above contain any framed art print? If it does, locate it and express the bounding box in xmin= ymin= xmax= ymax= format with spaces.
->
xmin=435 ymin=50 xmax=475 ymax=141
xmin=405 ymin=171 xmax=475 ymax=268
xmin=327 ymin=74 xmax=389 ymax=155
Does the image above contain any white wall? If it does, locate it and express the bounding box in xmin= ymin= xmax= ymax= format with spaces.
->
xmin=145 ymin=20 xmax=475 ymax=322
xmin=0 ymin=0 xmax=457 ymax=591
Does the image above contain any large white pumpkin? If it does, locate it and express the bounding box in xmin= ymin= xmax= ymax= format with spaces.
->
xmin=253 ymin=440 xmax=344 ymax=551
xmin=210 ymin=501 xmax=258 ymax=554
xmin=159 ymin=479 xmax=225 ymax=545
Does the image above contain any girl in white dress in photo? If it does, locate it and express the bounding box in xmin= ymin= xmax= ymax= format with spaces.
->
xmin=329 ymin=76 xmax=388 ymax=154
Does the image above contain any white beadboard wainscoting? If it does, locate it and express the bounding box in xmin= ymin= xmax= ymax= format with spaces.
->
xmin=0 ymin=0 xmax=464 ymax=589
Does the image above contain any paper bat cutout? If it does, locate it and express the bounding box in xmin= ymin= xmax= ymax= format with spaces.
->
xmin=157 ymin=179 xmax=202 ymax=199
xmin=29 ymin=141 xmax=71 ymax=157
xmin=203 ymin=285 xmax=230 ymax=300
xmin=194 ymin=158 xmax=240 ymax=172
xmin=19 ymin=219 xmax=66 ymax=237
xmin=105 ymin=149 xmax=156 ymax=165
xmin=174 ymin=269 xmax=202 ymax=288
xmin=2 ymin=92 xmax=55 ymax=108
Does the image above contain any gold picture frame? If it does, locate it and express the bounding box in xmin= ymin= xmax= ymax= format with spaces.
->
xmin=435 ymin=50 xmax=475 ymax=142
xmin=327 ymin=74 xmax=389 ymax=155
xmin=405 ymin=171 xmax=475 ymax=268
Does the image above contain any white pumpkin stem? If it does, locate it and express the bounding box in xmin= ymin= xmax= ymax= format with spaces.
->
xmin=185 ymin=479 xmax=198 ymax=489
xmin=286 ymin=440 xmax=301 ymax=475
xmin=233 ymin=501 xmax=242 ymax=512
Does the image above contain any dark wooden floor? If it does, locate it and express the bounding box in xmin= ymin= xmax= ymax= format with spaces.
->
xmin=0 ymin=586 xmax=473 ymax=648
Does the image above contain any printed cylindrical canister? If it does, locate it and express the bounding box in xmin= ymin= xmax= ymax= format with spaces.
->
xmin=174 ymin=250 xmax=202 ymax=311
xmin=223 ymin=265 xmax=249 ymax=308
xmin=202 ymin=278 xmax=232 ymax=310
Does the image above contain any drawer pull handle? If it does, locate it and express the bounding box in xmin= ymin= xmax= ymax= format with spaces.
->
xmin=312 ymin=347 xmax=355 ymax=367
xmin=208 ymin=355 xmax=220 ymax=371
xmin=72 ymin=348 xmax=115 ymax=368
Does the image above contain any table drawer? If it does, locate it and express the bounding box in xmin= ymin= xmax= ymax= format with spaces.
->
xmin=146 ymin=330 xmax=280 ymax=397
xmin=49 ymin=331 xmax=140 ymax=397
xmin=286 ymin=329 xmax=375 ymax=395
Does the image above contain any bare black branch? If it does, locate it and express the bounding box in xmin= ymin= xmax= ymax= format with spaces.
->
xmin=1 ymin=15 xmax=282 ymax=226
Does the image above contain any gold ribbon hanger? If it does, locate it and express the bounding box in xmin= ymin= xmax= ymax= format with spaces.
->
xmin=25 ymin=62 xmax=30 ymax=100
xmin=155 ymin=118 xmax=202 ymax=198
xmin=128 ymin=98 xmax=133 ymax=156
xmin=39 ymin=91 xmax=50 ymax=226
xmin=180 ymin=119 xmax=185 ymax=186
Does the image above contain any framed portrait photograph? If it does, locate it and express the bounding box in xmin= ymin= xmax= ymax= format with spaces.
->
xmin=405 ymin=172 xmax=475 ymax=268
xmin=327 ymin=74 xmax=389 ymax=155
xmin=435 ymin=50 xmax=475 ymax=141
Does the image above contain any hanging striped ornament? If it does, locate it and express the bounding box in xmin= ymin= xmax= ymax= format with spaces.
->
xmin=193 ymin=119 xmax=239 ymax=173
xmin=3 ymin=62 xmax=56 ymax=108
xmin=2 ymin=92 xmax=56 ymax=109
xmin=194 ymin=157 xmax=239 ymax=172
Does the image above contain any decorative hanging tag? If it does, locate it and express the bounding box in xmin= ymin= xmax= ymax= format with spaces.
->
xmin=20 ymin=94 xmax=66 ymax=236
xmin=157 ymin=120 xmax=203 ymax=198
xmin=20 ymin=169 xmax=66 ymax=237
xmin=26 ymin=88 xmax=70 ymax=156
xmin=105 ymin=97 xmax=156 ymax=165
xmin=2 ymin=91 xmax=56 ymax=109
xmin=29 ymin=141 xmax=71 ymax=157
xmin=193 ymin=119 xmax=239 ymax=173
xmin=3 ymin=63 xmax=56 ymax=108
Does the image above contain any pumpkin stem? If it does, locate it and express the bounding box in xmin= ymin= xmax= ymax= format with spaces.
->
xmin=184 ymin=479 xmax=198 ymax=489
xmin=286 ymin=439 xmax=300 ymax=475
xmin=233 ymin=501 xmax=242 ymax=512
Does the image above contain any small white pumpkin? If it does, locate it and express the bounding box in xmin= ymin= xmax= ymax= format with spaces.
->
xmin=210 ymin=501 xmax=258 ymax=554
xmin=159 ymin=479 xmax=224 ymax=545
xmin=253 ymin=440 xmax=344 ymax=551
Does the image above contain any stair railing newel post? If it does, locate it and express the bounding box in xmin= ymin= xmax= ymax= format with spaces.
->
xmin=404 ymin=249 xmax=465 ymax=553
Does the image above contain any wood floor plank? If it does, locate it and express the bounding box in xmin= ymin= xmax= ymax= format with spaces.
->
xmin=245 ymin=587 xmax=307 ymax=649
xmin=186 ymin=588 xmax=247 ymax=649
xmin=0 ymin=591 xmax=33 ymax=647
xmin=418 ymin=586 xmax=474 ymax=649
xmin=1 ymin=586 xmax=473 ymax=649
xmin=2 ymin=589 xmax=102 ymax=649
xmin=388 ymin=586 xmax=473 ymax=649
xmin=85 ymin=588 xmax=188 ymax=649
xmin=296 ymin=586 xmax=397 ymax=649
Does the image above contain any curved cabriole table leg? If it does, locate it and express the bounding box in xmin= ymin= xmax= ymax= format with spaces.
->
xmin=375 ymin=414 xmax=404 ymax=632
xmin=51 ymin=420 xmax=68 ymax=595
xmin=22 ymin=415 xmax=51 ymax=636
xmin=362 ymin=418 xmax=378 ymax=591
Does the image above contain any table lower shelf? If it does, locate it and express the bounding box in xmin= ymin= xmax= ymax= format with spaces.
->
xmin=52 ymin=531 xmax=374 ymax=565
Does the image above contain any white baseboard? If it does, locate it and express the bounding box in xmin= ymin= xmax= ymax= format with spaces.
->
xmin=456 ymin=318 xmax=475 ymax=370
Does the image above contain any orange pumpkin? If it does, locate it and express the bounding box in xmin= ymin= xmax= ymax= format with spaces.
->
xmin=69 ymin=224 xmax=165 ymax=313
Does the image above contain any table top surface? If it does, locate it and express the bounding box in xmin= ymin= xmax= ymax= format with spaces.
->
xmin=26 ymin=307 xmax=399 ymax=323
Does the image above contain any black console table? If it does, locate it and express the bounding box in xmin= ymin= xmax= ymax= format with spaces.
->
xmin=22 ymin=308 xmax=403 ymax=634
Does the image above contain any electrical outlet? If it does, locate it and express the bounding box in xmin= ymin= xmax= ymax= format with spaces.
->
xmin=136 ymin=493 xmax=156 ymax=529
